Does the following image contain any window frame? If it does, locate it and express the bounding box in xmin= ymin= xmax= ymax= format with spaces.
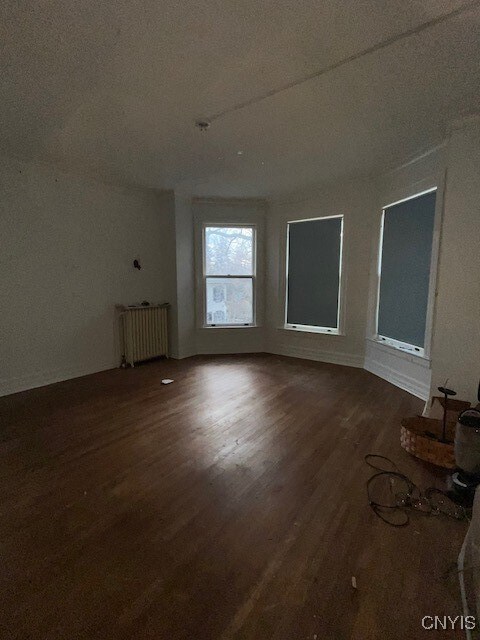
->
xmin=374 ymin=187 xmax=438 ymax=358
xmin=284 ymin=214 xmax=344 ymax=335
xmin=202 ymin=222 xmax=257 ymax=328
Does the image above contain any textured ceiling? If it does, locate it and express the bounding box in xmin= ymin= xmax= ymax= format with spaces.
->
xmin=1 ymin=0 xmax=479 ymax=197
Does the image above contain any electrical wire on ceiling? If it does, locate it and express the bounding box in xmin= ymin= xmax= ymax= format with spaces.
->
xmin=199 ymin=0 xmax=480 ymax=127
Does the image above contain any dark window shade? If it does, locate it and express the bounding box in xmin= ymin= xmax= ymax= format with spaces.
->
xmin=378 ymin=190 xmax=436 ymax=348
xmin=286 ymin=217 xmax=342 ymax=328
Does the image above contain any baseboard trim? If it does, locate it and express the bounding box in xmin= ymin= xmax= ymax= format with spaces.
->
xmin=1 ymin=350 xmax=429 ymax=400
xmin=196 ymin=347 xmax=264 ymax=356
xmin=170 ymin=350 xmax=196 ymax=360
xmin=364 ymin=357 xmax=430 ymax=400
xmin=267 ymin=343 xmax=364 ymax=369
xmin=0 ymin=361 xmax=115 ymax=398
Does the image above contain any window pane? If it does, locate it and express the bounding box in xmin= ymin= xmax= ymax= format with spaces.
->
xmin=378 ymin=190 xmax=436 ymax=348
xmin=286 ymin=217 xmax=342 ymax=329
xmin=205 ymin=227 xmax=253 ymax=275
xmin=206 ymin=277 xmax=253 ymax=325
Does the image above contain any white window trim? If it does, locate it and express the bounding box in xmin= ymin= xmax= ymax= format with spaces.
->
xmin=202 ymin=223 xmax=257 ymax=328
xmin=375 ymin=334 xmax=426 ymax=357
xmin=283 ymin=324 xmax=342 ymax=336
xmin=372 ymin=186 xmax=440 ymax=359
xmin=284 ymin=214 xmax=345 ymax=335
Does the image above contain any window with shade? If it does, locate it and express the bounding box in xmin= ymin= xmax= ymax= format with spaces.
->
xmin=203 ymin=225 xmax=255 ymax=326
xmin=376 ymin=189 xmax=437 ymax=355
xmin=285 ymin=215 xmax=343 ymax=333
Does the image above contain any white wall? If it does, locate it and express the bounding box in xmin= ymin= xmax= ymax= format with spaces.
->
xmin=364 ymin=146 xmax=446 ymax=400
xmin=429 ymin=118 xmax=480 ymax=404
xmin=0 ymin=156 xmax=176 ymax=396
xmin=172 ymin=192 xmax=196 ymax=359
xmin=193 ymin=198 xmax=266 ymax=355
xmin=266 ymin=179 xmax=377 ymax=367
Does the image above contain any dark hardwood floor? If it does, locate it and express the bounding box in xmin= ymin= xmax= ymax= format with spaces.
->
xmin=0 ymin=355 xmax=467 ymax=639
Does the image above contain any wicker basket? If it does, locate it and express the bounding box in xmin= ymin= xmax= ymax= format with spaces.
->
xmin=400 ymin=416 xmax=456 ymax=469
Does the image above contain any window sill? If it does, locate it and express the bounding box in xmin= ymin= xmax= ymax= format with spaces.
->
xmin=367 ymin=337 xmax=431 ymax=364
xmin=281 ymin=325 xmax=344 ymax=336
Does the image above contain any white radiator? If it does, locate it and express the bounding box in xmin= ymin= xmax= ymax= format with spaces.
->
xmin=118 ymin=304 xmax=169 ymax=367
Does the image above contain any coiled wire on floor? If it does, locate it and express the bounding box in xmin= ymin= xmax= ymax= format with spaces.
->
xmin=365 ymin=454 xmax=467 ymax=527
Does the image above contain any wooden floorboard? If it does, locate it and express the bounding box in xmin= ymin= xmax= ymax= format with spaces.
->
xmin=0 ymin=354 xmax=466 ymax=639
